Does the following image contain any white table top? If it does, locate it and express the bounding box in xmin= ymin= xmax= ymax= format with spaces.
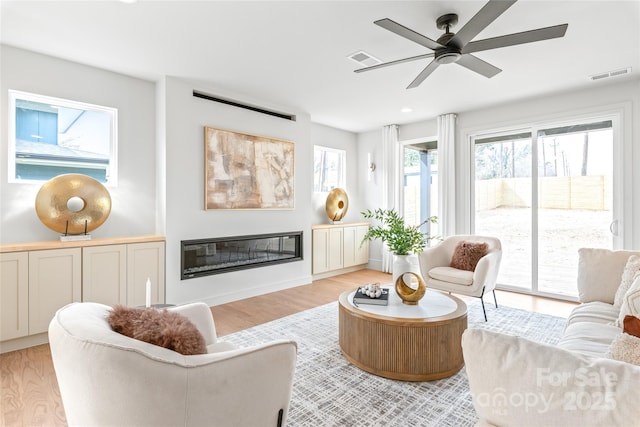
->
xmin=347 ymin=287 xmax=460 ymax=319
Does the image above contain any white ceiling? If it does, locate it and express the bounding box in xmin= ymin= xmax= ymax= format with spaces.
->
xmin=1 ymin=0 xmax=639 ymax=133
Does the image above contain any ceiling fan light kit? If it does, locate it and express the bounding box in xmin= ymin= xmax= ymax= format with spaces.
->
xmin=356 ymin=0 xmax=568 ymax=89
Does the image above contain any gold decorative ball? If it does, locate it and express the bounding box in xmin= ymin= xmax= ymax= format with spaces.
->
xmin=325 ymin=187 xmax=349 ymax=222
xmin=395 ymin=272 xmax=427 ymax=305
xmin=35 ymin=174 xmax=112 ymax=235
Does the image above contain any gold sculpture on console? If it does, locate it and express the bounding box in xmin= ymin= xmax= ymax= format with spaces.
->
xmin=325 ymin=188 xmax=349 ymax=223
xmin=395 ymin=272 xmax=427 ymax=305
xmin=35 ymin=174 xmax=112 ymax=239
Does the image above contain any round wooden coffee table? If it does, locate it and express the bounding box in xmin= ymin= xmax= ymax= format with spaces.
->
xmin=338 ymin=288 xmax=467 ymax=381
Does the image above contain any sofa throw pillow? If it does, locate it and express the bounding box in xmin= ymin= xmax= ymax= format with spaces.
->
xmin=614 ymin=255 xmax=640 ymax=308
xmin=615 ymin=274 xmax=640 ymax=327
xmin=108 ymin=305 xmax=207 ymax=355
xmin=450 ymin=241 xmax=489 ymax=272
xmin=623 ymin=315 xmax=640 ymax=339
xmin=606 ymin=332 xmax=640 ymax=366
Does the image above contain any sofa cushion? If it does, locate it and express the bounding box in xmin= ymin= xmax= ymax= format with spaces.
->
xmin=606 ymin=332 xmax=640 ymax=366
xmin=428 ymin=266 xmax=473 ymax=286
xmin=577 ymin=248 xmax=640 ymax=304
xmin=616 ymin=275 xmax=640 ymax=326
xmin=623 ymin=315 xmax=640 ymax=338
xmin=566 ymin=301 xmax=619 ymax=326
xmin=462 ymin=329 xmax=640 ymax=427
xmin=613 ymin=255 xmax=640 ymax=308
xmin=557 ymin=321 xmax=621 ymax=358
xmin=450 ymin=241 xmax=488 ymax=271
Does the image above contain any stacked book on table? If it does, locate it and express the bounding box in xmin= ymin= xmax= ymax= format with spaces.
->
xmin=353 ymin=287 xmax=389 ymax=306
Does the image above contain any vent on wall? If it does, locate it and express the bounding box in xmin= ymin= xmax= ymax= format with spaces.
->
xmin=589 ymin=67 xmax=632 ymax=81
xmin=193 ymin=90 xmax=296 ymax=121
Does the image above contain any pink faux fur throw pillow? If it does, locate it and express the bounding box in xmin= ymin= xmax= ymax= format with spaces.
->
xmin=108 ymin=305 xmax=207 ymax=355
xmin=450 ymin=241 xmax=489 ymax=272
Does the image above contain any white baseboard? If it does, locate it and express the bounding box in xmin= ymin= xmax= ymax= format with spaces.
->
xmin=192 ymin=274 xmax=314 ymax=307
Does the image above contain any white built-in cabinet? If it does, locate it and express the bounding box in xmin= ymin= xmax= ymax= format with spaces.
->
xmin=83 ymin=241 xmax=165 ymax=307
xmin=312 ymin=223 xmax=369 ymax=278
xmin=0 ymin=252 xmax=29 ymax=341
xmin=0 ymin=236 xmax=165 ymax=353
xmin=29 ymin=248 xmax=82 ymax=335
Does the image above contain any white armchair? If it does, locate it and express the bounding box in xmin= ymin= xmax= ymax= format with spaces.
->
xmin=49 ymin=302 xmax=297 ymax=427
xmin=418 ymin=235 xmax=502 ymax=321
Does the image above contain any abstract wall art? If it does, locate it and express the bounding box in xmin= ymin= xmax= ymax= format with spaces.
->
xmin=204 ymin=127 xmax=294 ymax=210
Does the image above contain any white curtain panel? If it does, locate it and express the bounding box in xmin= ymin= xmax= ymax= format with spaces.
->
xmin=381 ymin=124 xmax=402 ymax=273
xmin=437 ymin=113 xmax=457 ymax=237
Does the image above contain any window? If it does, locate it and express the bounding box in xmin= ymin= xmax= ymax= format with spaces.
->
xmin=313 ymin=145 xmax=345 ymax=192
xmin=8 ymin=90 xmax=118 ymax=185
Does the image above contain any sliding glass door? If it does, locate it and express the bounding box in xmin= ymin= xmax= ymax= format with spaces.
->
xmin=403 ymin=140 xmax=439 ymax=240
xmin=536 ymin=122 xmax=613 ymax=296
xmin=473 ymin=119 xmax=615 ymax=299
xmin=474 ymin=132 xmax=533 ymax=291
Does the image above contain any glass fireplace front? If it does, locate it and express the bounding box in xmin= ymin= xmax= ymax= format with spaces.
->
xmin=181 ymin=231 xmax=302 ymax=280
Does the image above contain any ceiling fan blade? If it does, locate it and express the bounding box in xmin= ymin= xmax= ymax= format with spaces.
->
xmin=375 ymin=18 xmax=444 ymax=50
xmin=407 ymin=60 xmax=440 ymax=89
xmin=456 ymin=54 xmax=502 ymax=78
xmin=450 ymin=0 xmax=517 ymax=47
xmin=354 ymin=53 xmax=435 ymax=73
xmin=462 ymin=24 xmax=569 ymax=54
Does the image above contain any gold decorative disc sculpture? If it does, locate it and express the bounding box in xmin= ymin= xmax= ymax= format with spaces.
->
xmin=395 ymin=272 xmax=427 ymax=305
xmin=35 ymin=174 xmax=112 ymax=235
xmin=325 ymin=188 xmax=349 ymax=222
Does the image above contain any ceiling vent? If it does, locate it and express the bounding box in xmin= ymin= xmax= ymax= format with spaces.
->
xmin=348 ymin=51 xmax=382 ymax=67
xmin=589 ymin=67 xmax=632 ymax=81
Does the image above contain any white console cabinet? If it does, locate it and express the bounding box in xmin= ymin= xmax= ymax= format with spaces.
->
xmin=312 ymin=223 xmax=369 ymax=279
xmin=0 ymin=236 xmax=165 ymax=353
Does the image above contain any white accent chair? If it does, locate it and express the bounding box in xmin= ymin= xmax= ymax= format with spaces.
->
xmin=49 ymin=302 xmax=297 ymax=427
xmin=418 ymin=235 xmax=502 ymax=321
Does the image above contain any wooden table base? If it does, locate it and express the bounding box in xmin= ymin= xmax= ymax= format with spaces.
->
xmin=338 ymin=290 xmax=467 ymax=381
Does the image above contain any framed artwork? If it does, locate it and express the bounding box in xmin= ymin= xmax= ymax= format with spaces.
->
xmin=204 ymin=127 xmax=294 ymax=210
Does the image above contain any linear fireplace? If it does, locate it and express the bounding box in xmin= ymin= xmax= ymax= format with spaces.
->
xmin=181 ymin=231 xmax=303 ymax=280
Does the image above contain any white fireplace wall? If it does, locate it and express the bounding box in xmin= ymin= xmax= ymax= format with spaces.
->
xmin=162 ymin=76 xmax=314 ymax=306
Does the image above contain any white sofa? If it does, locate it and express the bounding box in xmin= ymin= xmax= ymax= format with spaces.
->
xmin=462 ymin=248 xmax=640 ymax=427
xmin=49 ymin=302 xmax=297 ymax=427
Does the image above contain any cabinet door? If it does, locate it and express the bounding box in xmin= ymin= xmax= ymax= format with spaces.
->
xmin=312 ymin=229 xmax=330 ymax=274
xmin=343 ymin=226 xmax=357 ymax=268
xmin=127 ymin=242 xmax=165 ymax=307
xmin=328 ymin=227 xmax=344 ymax=271
xmin=355 ymin=225 xmax=370 ymax=265
xmin=0 ymin=252 xmax=29 ymax=341
xmin=83 ymin=245 xmax=127 ymax=306
xmin=29 ymin=248 xmax=81 ymax=335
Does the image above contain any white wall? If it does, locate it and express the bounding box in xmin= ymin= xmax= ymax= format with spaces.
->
xmin=162 ymin=77 xmax=314 ymax=305
xmin=0 ymin=45 xmax=157 ymax=243
xmin=310 ymin=123 xmax=362 ymax=225
xmin=356 ymin=128 xmax=383 ymax=269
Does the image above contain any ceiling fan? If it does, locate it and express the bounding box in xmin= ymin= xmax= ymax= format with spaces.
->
xmin=355 ymin=0 xmax=568 ymax=89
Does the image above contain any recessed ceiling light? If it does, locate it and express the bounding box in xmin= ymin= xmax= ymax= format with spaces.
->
xmin=401 ymin=107 xmax=413 ymax=113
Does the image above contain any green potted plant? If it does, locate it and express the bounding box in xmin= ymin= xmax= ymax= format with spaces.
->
xmin=361 ymin=208 xmax=438 ymax=282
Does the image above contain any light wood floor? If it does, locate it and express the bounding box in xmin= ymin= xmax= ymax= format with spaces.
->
xmin=1 ymin=269 xmax=577 ymax=426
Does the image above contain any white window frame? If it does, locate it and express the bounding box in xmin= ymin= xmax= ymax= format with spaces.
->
xmin=8 ymin=90 xmax=118 ymax=186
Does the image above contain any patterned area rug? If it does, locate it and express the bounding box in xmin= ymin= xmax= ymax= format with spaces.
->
xmin=223 ymin=296 xmax=567 ymax=426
